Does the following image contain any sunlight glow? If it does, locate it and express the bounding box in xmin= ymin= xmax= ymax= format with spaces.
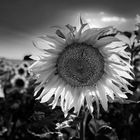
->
xmin=101 ymin=16 xmax=126 ymax=22
xmin=86 ymin=18 xmax=102 ymax=28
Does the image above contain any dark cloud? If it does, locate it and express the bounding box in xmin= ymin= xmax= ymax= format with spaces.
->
xmin=0 ymin=0 xmax=56 ymax=34
xmin=0 ymin=0 xmax=140 ymax=35
xmin=0 ymin=0 xmax=140 ymax=59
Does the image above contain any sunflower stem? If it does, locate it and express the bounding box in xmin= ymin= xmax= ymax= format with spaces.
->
xmin=80 ymin=107 xmax=89 ymax=140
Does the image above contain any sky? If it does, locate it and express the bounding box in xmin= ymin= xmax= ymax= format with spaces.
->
xmin=0 ymin=0 xmax=140 ymax=59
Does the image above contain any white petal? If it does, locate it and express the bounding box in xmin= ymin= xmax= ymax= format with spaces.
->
xmin=51 ymin=86 xmax=64 ymax=109
xmin=96 ymin=81 xmax=108 ymax=111
xmin=60 ymin=86 xmax=67 ymax=112
xmin=72 ymin=88 xmax=84 ymax=114
xmin=40 ymin=55 xmax=58 ymax=62
xmin=115 ymin=33 xmax=131 ymax=46
xmin=103 ymin=83 xmax=114 ymax=100
xmin=40 ymin=88 xmax=56 ymax=103
xmin=41 ymin=34 xmax=65 ymax=47
xmin=94 ymin=90 xmax=100 ymax=116
xmin=85 ymin=93 xmax=94 ymax=113
xmin=113 ymin=68 xmax=133 ymax=80
xmin=30 ymin=60 xmax=44 ymax=69
xmin=30 ymin=55 xmax=40 ymax=60
xmin=37 ymin=69 xmax=55 ymax=85
xmin=109 ymin=63 xmax=132 ymax=73
xmin=105 ymin=64 xmax=133 ymax=80
xmin=105 ymin=78 xmax=127 ymax=98
xmin=64 ymin=88 xmax=73 ymax=115
xmin=108 ymin=54 xmax=132 ymax=68
xmin=43 ymin=48 xmax=61 ymax=55
xmin=31 ymin=62 xmax=55 ymax=73
xmin=106 ymin=73 xmax=133 ymax=95
xmin=79 ymin=26 xmax=113 ymax=43
xmin=37 ymin=75 xmax=59 ymax=99
xmin=95 ymin=36 xmax=120 ymax=48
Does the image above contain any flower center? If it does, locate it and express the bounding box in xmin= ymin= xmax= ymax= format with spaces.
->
xmin=18 ymin=68 xmax=25 ymax=75
xmin=15 ymin=78 xmax=25 ymax=88
xmin=56 ymin=43 xmax=104 ymax=87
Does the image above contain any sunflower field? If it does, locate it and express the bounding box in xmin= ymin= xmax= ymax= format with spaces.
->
xmin=0 ymin=19 xmax=140 ymax=140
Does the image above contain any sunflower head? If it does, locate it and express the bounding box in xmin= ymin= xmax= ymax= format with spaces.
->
xmin=11 ymin=75 xmax=28 ymax=90
xmin=14 ymin=62 xmax=30 ymax=77
xmin=56 ymin=42 xmax=104 ymax=87
xmin=30 ymin=18 xmax=133 ymax=116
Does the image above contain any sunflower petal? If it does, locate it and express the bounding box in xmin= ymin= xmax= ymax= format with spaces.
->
xmin=96 ymin=81 xmax=108 ymax=111
xmin=85 ymin=93 xmax=94 ymax=113
xmin=95 ymin=36 xmax=120 ymax=48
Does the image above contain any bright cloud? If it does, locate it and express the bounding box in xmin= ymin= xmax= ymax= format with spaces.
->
xmin=86 ymin=18 xmax=102 ymax=28
xmin=81 ymin=12 xmax=131 ymax=30
xmin=101 ymin=16 xmax=126 ymax=22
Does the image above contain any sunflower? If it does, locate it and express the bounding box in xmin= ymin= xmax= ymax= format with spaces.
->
xmin=30 ymin=18 xmax=133 ymax=116
xmin=0 ymin=85 xmax=4 ymax=98
xmin=21 ymin=61 xmax=30 ymax=69
xmin=14 ymin=62 xmax=30 ymax=77
xmin=11 ymin=75 xmax=28 ymax=90
xmin=15 ymin=66 xmax=26 ymax=76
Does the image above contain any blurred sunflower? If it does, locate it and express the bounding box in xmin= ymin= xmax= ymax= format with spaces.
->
xmin=21 ymin=61 xmax=30 ymax=69
xmin=0 ymin=58 xmax=13 ymax=80
xmin=11 ymin=75 xmax=28 ymax=90
xmin=16 ymin=67 xmax=26 ymax=76
xmin=14 ymin=62 xmax=30 ymax=77
xmin=30 ymin=18 xmax=133 ymax=115
xmin=0 ymin=85 xmax=4 ymax=98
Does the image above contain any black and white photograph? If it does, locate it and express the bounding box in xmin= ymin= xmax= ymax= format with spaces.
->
xmin=0 ymin=0 xmax=140 ymax=139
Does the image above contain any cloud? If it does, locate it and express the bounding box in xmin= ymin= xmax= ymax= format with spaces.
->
xmin=101 ymin=16 xmax=126 ymax=22
xmin=85 ymin=18 xmax=102 ymax=28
